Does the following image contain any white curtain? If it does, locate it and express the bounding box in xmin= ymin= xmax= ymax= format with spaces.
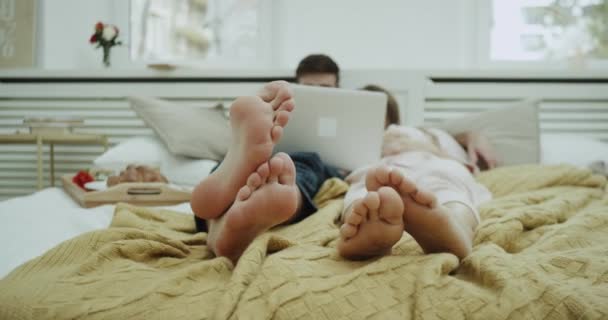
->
xmin=130 ymin=0 xmax=259 ymax=62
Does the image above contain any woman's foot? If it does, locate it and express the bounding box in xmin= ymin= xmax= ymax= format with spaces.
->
xmin=191 ymin=81 xmax=295 ymax=220
xmin=337 ymin=187 xmax=405 ymax=260
xmin=366 ymin=166 xmax=477 ymax=260
xmin=207 ymin=153 xmax=300 ymax=263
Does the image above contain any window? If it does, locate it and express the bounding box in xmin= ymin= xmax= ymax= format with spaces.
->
xmin=483 ymin=0 xmax=607 ymax=67
xmin=130 ymin=0 xmax=271 ymax=67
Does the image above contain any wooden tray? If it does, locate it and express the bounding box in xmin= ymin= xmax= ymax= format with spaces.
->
xmin=62 ymin=174 xmax=191 ymax=208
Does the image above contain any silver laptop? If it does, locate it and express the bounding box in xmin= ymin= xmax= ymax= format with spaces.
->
xmin=275 ymin=84 xmax=387 ymax=171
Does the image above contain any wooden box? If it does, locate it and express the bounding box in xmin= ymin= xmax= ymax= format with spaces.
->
xmin=62 ymin=175 xmax=191 ymax=208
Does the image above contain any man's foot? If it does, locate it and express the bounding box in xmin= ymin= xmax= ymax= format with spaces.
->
xmin=207 ymin=153 xmax=300 ymax=263
xmin=191 ymin=81 xmax=295 ymax=220
xmin=337 ymin=187 xmax=405 ymax=260
xmin=365 ymin=166 xmax=476 ymax=260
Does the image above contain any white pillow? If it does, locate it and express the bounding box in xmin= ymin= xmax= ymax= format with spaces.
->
xmin=541 ymin=135 xmax=608 ymax=167
xmin=128 ymin=96 xmax=231 ymax=161
xmin=93 ymin=136 xmax=166 ymax=172
xmin=160 ymin=154 xmax=217 ymax=187
xmin=435 ymin=99 xmax=541 ymax=166
xmin=94 ymin=136 xmax=217 ymax=186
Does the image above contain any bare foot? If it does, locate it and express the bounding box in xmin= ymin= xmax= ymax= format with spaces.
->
xmin=366 ymin=166 xmax=476 ymax=260
xmin=337 ymin=187 xmax=404 ymax=260
xmin=191 ymin=81 xmax=295 ymax=220
xmin=208 ymin=153 xmax=300 ymax=263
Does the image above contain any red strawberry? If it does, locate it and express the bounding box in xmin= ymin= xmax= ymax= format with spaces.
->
xmin=72 ymin=170 xmax=94 ymax=189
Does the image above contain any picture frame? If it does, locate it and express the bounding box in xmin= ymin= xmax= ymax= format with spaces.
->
xmin=0 ymin=0 xmax=37 ymax=68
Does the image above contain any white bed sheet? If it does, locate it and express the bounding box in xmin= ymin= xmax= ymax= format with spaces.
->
xmin=0 ymin=188 xmax=193 ymax=279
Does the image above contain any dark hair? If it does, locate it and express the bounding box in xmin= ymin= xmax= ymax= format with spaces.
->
xmin=362 ymin=84 xmax=400 ymax=128
xmin=295 ymin=54 xmax=340 ymax=85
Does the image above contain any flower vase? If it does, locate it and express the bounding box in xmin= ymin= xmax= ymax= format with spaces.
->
xmin=102 ymin=45 xmax=111 ymax=68
xmin=91 ymin=22 xmax=121 ymax=68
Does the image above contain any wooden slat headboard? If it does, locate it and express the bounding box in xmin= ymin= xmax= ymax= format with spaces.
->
xmin=0 ymin=78 xmax=280 ymax=200
xmin=422 ymin=78 xmax=608 ymax=144
xmin=1 ymin=70 xmax=607 ymax=200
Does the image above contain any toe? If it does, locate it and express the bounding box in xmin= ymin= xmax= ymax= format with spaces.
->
xmin=277 ymin=98 xmax=295 ymax=113
xmin=258 ymin=81 xmax=290 ymax=103
xmin=389 ymin=169 xmax=417 ymax=195
xmin=246 ymin=172 xmax=263 ymax=190
xmin=274 ymin=110 xmax=290 ymax=127
xmin=236 ymin=185 xmax=252 ymax=201
xmin=257 ymin=84 xmax=273 ymax=102
xmin=366 ymin=166 xmax=391 ymax=191
xmin=340 ymin=223 xmax=358 ymax=239
xmin=396 ymin=175 xmax=418 ymax=196
xmin=268 ymin=155 xmax=284 ymax=183
xmin=344 ymin=208 xmax=364 ymax=225
xmin=275 ymin=153 xmax=296 ymax=185
xmin=412 ymin=189 xmax=438 ymax=208
xmin=377 ymin=187 xmax=405 ymax=224
xmin=270 ymin=126 xmax=283 ymax=144
xmin=271 ymin=86 xmax=292 ymax=110
xmin=256 ymin=162 xmax=270 ymax=181
xmin=353 ymin=199 xmax=370 ymax=217
xmin=362 ymin=192 xmax=381 ymax=213
xmin=389 ymin=169 xmax=404 ymax=186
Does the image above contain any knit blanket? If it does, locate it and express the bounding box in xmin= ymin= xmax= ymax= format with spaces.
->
xmin=1 ymin=164 xmax=607 ymax=319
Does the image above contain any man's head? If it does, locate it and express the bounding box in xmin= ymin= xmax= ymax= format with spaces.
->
xmin=362 ymin=84 xmax=400 ymax=129
xmin=295 ymin=54 xmax=340 ymax=87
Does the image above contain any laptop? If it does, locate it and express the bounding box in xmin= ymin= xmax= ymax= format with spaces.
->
xmin=275 ymin=84 xmax=387 ymax=171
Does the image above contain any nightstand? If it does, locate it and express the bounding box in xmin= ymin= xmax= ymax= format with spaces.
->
xmin=0 ymin=133 xmax=108 ymax=189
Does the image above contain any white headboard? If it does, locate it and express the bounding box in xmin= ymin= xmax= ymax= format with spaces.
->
xmin=0 ymin=70 xmax=291 ymax=200
xmin=1 ymin=69 xmax=607 ymax=200
xmin=422 ymin=73 xmax=608 ymax=144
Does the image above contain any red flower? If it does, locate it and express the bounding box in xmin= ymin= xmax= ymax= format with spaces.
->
xmin=72 ymin=170 xmax=94 ymax=190
xmin=95 ymin=22 xmax=104 ymax=32
xmin=89 ymin=34 xmax=98 ymax=43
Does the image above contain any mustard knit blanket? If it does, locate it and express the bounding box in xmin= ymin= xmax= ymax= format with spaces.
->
xmin=1 ymin=164 xmax=607 ymax=319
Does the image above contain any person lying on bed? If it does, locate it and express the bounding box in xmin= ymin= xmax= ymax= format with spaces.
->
xmin=190 ymin=81 xmax=496 ymax=263
xmin=335 ymin=85 xmax=493 ymax=260
xmin=192 ymin=54 xmax=347 ymax=254
xmin=190 ymin=80 xmax=340 ymax=263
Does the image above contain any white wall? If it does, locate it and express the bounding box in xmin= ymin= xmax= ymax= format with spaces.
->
xmin=37 ymin=0 xmax=132 ymax=69
xmin=35 ymin=0 xmax=478 ymax=70
xmin=274 ymin=0 xmax=478 ymax=70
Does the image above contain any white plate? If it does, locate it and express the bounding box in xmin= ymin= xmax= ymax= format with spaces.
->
xmin=84 ymin=181 xmax=108 ymax=191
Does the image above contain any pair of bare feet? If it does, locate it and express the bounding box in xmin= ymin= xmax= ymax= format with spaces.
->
xmin=191 ymin=81 xmax=476 ymax=263
xmin=337 ymin=166 xmax=477 ymax=260
xmin=191 ymin=81 xmax=302 ymax=262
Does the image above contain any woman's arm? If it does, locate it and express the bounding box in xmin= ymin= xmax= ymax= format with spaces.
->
xmin=453 ymin=131 xmax=498 ymax=170
xmin=382 ymin=130 xmax=449 ymax=158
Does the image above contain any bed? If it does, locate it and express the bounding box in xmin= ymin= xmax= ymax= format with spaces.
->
xmin=0 ymin=163 xmax=607 ymax=319
xmin=1 ymin=70 xmax=608 ymax=319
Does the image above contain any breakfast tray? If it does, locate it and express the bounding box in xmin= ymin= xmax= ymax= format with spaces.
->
xmin=62 ymin=174 xmax=191 ymax=208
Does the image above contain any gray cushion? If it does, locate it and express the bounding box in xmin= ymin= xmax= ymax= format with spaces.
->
xmin=129 ymin=96 xmax=231 ymax=161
